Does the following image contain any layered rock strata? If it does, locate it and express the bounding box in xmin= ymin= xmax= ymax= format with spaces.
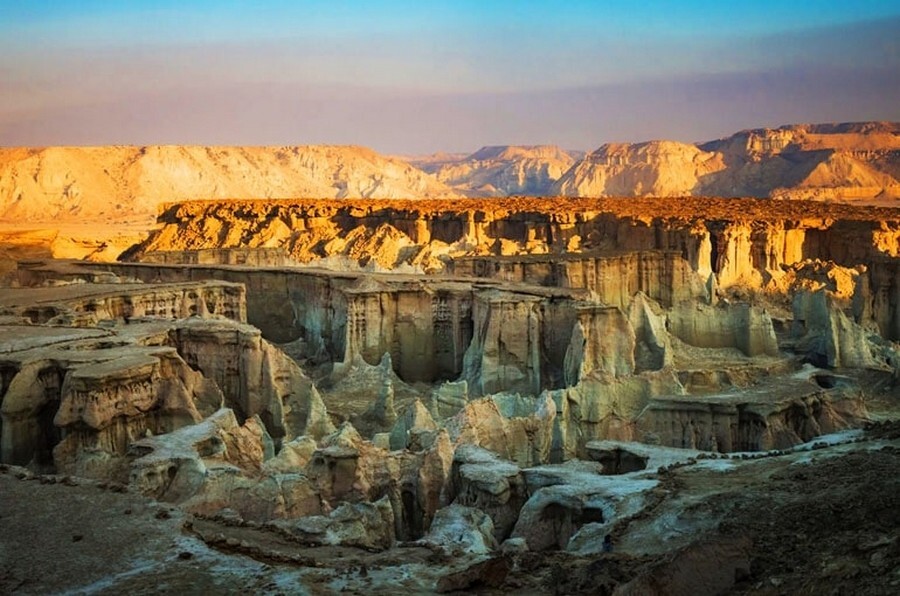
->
xmin=2 ymin=278 xmax=246 ymax=326
xmin=126 ymin=198 xmax=900 ymax=290
xmin=449 ymin=251 xmax=709 ymax=309
xmin=18 ymin=261 xmax=592 ymax=388
xmin=0 ymin=283 xmax=326 ymax=477
xmin=634 ymin=370 xmax=868 ymax=451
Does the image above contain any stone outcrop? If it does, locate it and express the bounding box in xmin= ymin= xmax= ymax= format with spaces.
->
xmin=446 ymin=445 xmax=528 ymax=541
xmin=51 ymin=349 xmax=212 ymax=478
xmin=549 ymin=370 xmax=687 ymax=460
xmin=129 ymin=412 xmax=455 ymax=538
xmin=634 ymin=368 xmax=868 ymax=451
xmin=389 ymin=399 xmax=437 ymax=451
xmin=128 ymin=408 xmax=321 ymax=522
xmin=512 ymin=461 xmax=657 ymax=552
xmin=463 ymin=291 xmax=543 ymax=396
xmin=167 ymin=318 xmax=319 ymax=447
xmin=341 ymin=281 xmax=474 ymax=383
xmin=0 ymin=332 xmax=223 ymax=477
xmin=303 ymin=422 xmax=454 ymax=540
xmin=584 ymin=441 xmax=649 ymax=474
xmin=667 ymin=302 xmax=779 ymax=357
xmin=0 ymin=280 xmax=329 ymax=477
xmin=122 ymin=198 xmax=900 ymax=295
xmin=564 ymin=305 xmax=636 ymax=385
xmin=511 ymin=484 xmax=607 ymax=551
xmin=444 ymin=394 xmax=557 ymax=468
xmin=794 ymin=290 xmax=880 ymax=368
xmin=418 ymin=504 xmax=498 ymax=554
xmin=281 ymin=497 xmax=396 ymax=550
xmin=855 ymin=257 xmax=900 ymax=341
xmin=628 ymin=292 xmax=672 ymax=372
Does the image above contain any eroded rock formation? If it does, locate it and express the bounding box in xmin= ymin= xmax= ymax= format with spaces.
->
xmin=124 ymin=198 xmax=900 ymax=295
xmin=4 ymin=184 xmax=899 ymax=585
xmin=0 ymin=282 xmax=326 ymax=479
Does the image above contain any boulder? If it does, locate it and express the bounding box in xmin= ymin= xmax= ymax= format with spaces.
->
xmin=284 ymin=496 xmax=396 ymax=550
xmin=419 ymin=504 xmax=498 ymax=554
xmin=446 ymin=445 xmax=527 ymax=541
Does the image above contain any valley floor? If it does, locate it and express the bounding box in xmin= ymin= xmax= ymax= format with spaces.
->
xmin=2 ymin=423 xmax=897 ymax=595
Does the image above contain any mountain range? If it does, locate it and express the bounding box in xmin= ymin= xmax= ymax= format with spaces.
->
xmin=0 ymin=145 xmax=457 ymax=222
xmin=0 ymin=122 xmax=897 ymax=223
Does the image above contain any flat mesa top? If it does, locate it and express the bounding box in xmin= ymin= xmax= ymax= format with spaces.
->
xmin=162 ymin=196 xmax=900 ymax=223
xmin=0 ymin=281 xmax=242 ymax=309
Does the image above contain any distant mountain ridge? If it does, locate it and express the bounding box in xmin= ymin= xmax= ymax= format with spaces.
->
xmin=412 ymin=145 xmax=580 ymax=196
xmin=1 ymin=122 xmax=898 ymax=224
xmin=554 ymin=121 xmax=900 ymax=200
xmin=0 ymin=145 xmax=458 ymax=222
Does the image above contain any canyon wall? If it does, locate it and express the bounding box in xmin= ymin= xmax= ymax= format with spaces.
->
xmin=128 ymin=198 xmax=900 ymax=292
xmin=449 ymin=251 xmax=709 ymax=308
xmin=0 ymin=282 xmax=327 ymax=477
xmin=854 ymin=257 xmax=900 ymax=341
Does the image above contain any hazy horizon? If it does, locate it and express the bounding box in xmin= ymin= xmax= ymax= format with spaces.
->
xmin=2 ymin=1 xmax=899 ymax=154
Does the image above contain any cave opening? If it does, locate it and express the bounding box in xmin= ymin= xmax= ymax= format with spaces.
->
xmin=813 ymin=374 xmax=838 ymax=389
xmin=33 ymin=399 xmax=62 ymax=470
xmin=593 ymin=448 xmax=649 ymax=475
xmin=401 ymin=487 xmax=424 ymax=540
xmin=709 ymin=231 xmax=720 ymax=275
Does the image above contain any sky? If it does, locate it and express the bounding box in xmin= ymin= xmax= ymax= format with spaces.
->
xmin=1 ymin=1 xmax=899 ymax=154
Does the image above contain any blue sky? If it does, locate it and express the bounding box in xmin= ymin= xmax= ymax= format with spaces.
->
xmin=1 ymin=1 xmax=898 ymax=152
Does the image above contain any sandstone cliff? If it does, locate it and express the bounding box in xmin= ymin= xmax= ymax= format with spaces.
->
xmin=0 ymin=280 xmax=328 ymax=478
xmin=127 ymin=198 xmax=900 ymax=290
xmin=0 ymin=145 xmax=457 ymax=223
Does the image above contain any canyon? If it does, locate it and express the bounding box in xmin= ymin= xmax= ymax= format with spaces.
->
xmin=1 ymin=189 xmax=899 ymax=593
xmin=0 ymin=121 xmax=898 ymax=594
